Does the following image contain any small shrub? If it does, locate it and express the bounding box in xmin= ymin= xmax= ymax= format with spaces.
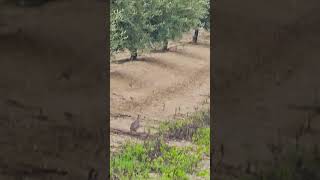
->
xmin=197 ymin=169 xmax=210 ymax=178
xmin=111 ymin=110 xmax=210 ymax=179
xmin=192 ymin=127 xmax=210 ymax=155
xmin=159 ymin=109 xmax=210 ymax=141
xmin=110 ymin=143 xmax=151 ymax=179
xmin=152 ymin=145 xmax=201 ymax=179
xmin=111 ymin=138 xmax=205 ymax=179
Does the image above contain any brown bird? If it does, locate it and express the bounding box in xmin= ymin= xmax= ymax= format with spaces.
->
xmin=130 ymin=115 xmax=140 ymax=132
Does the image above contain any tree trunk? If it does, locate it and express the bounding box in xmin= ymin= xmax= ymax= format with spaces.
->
xmin=192 ymin=29 xmax=199 ymax=44
xmin=162 ymin=40 xmax=168 ymax=51
xmin=130 ymin=49 xmax=138 ymax=60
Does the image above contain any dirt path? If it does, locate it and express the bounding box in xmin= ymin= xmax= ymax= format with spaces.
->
xmin=110 ymin=31 xmax=210 ymax=148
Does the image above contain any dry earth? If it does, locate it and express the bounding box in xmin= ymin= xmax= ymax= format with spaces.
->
xmin=110 ymin=30 xmax=210 ymax=150
xmin=0 ymin=1 xmax=106 ymax=179
xmin=214 ymin=1 xmax=320 ymax=177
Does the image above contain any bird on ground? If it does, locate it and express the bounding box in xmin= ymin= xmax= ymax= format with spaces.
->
xmin=130 ymin=115 xmax=140 ymax=132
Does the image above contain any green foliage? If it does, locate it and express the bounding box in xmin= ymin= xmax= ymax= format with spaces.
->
xmin=110 ymin=140 xmax=203 ymax=180
xmin=110 ymin=142 xmax=151 ymax=179
xmin=158 ymin=110 xmax=210 ymax=144
xmin=147 ymin=0 xmax=208 ymax=46
xmin=110 ymin=0 xmax=210 ymax=57
xmin=192 ymin=127 xmax=210 ymax=155
xmin=159 ymin=110 xmax=210 ymax=133
xmin=110 ymin=0 xmax=154 ymax=56
xmin=196 ymin=169 xmax=210 ymax=178
xmin=110 ymin=110 xmax=210 ymax=179
xmin=110 ymin=8 xmax=127 ymax=53
xmin=152 ymin=144 xmax=201 ymax=179
xmin=159 ymin=117 xmax=192 ymax=134
xmin=199 ymin=0 xmax=210 ymax=30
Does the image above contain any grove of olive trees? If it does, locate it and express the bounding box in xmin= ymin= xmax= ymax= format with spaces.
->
xmin=111 ymin=0 xmax=210 ymax=60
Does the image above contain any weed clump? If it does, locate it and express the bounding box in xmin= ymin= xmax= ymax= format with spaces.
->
xmin=192 ymin=127 xmax=210 ymax=155
xmin=159 ymin=110 xmax=210 ymax=141
xmin=110 ymin=142 xmax=151 ymax=180
xmin=110 ymin=138 xmax=203 ymax=179
xmin=110 ymin=109 xmax=210 ymax=179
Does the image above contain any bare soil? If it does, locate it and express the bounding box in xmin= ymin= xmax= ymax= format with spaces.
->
xmin=0 ymin=1 xmax=106 ymax=179
xmin=214 ymin=5 xmax=320 ymax=175
xmin=110 ymin=31 xmax=210 ymax=149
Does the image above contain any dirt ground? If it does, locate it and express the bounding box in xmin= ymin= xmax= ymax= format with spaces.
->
xmin=214 ymin=3 xmax=320 ymax=173
xmin=4 ymin=0 xmax=320 ymax=179
xmin=110 ymin=31 xmax=210 ymax=149
xmin=0 ymin=1 xmax=106 ymax=179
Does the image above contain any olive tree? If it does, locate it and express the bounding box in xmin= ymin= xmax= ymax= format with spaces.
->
xmin=192 ymin=0 xmax=210 ymax=44
xmin=147 ymin=0 xmax=208 ymax=51
xmin=110 ymin=0 xmax=154 ymax=60
xmin=110 ymin=0 xmax=210 ymax=59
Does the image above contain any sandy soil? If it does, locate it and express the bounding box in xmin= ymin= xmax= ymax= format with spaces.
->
xmin=0 ymin=1 xmax=107 ymax=179
xmin=110 ymin=31 xmax=210 ymax=148
xmin=214 ymin=5 xmax=320 ymax=172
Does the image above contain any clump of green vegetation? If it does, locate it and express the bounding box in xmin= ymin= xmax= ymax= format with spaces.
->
xmin=151 ymin=142 xmax=201 ymax=179
xmin=192 ymin=127 xmax=210 ymax=155
xmin=110 ymin=110 xmax=210 ymax=179
xmin=110 ymin=138 xmax=202 ymax=179
xmin=110 ymin=142 xmax=151 ymax=179
xmin=197 ymin=169 xmax=210 ymax=178
xmin=111 ymin=0 xmax=209 ymax=59
xmin=159 ymin=110 xmax=210 ymax=141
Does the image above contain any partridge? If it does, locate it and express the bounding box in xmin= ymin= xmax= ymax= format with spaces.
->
xmin=130 ymin=115 xmax=140 ymax=132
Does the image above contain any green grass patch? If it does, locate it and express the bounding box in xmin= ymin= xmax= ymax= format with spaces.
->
xmin=111 ymin=110 xmax=210 ymax=179
xmin=192 ymin=127 xmax=210 ymax=155
xmin=151 ymin=143 xmax=201 ymax=179
xmin=197 ymin=169 xmax=210 ymax=178
xmin=110 ymin=142 xmax=151 ymax=180
xmin=110 ymin=139 xmax=203 ymax=179
xmin=159 ymin=110 xmax=210 ymax=141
